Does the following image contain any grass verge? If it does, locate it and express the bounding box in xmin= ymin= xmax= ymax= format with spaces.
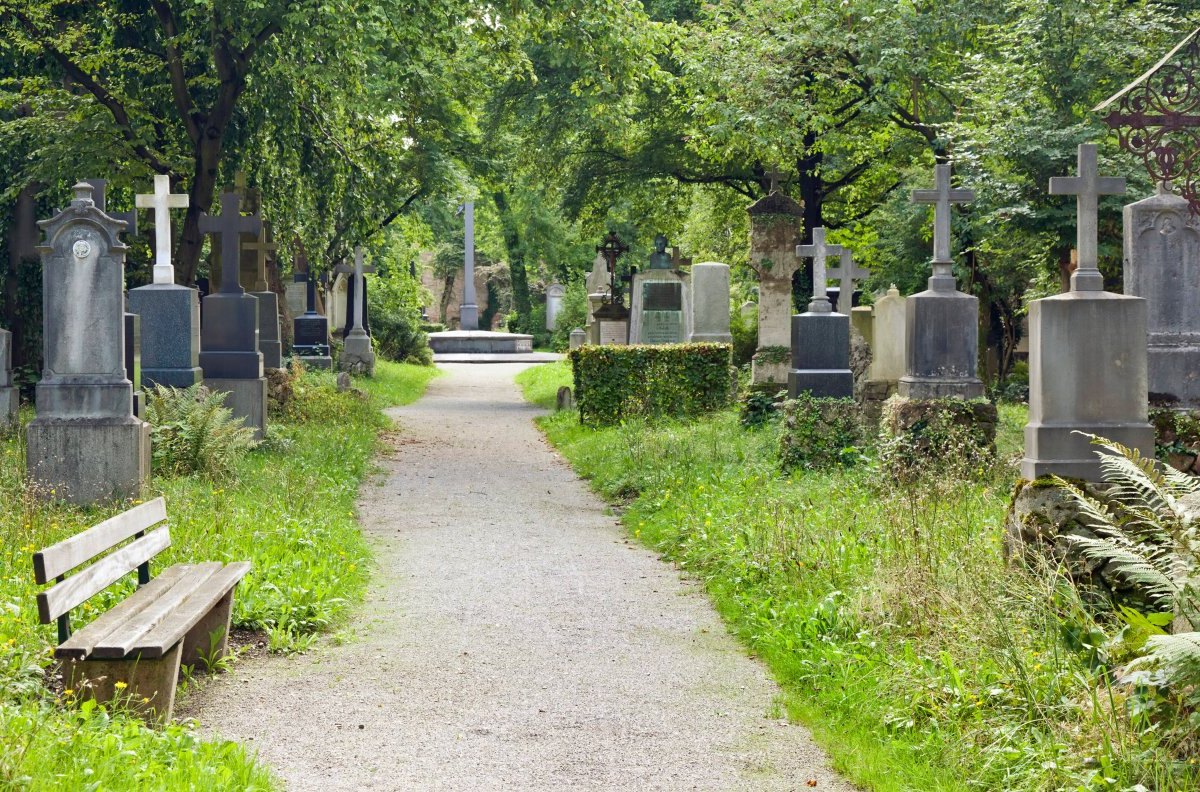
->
xmin=0 ymin=360 xmax=436 ymax=790
xmin=517 ymin=364 xmax=1198 ymax=791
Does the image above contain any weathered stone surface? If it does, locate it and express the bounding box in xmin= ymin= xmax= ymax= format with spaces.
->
xmin=689 ymin=262 xmax=732 ymax=343
xmin=252 ymin=290 xmax=283 ymax=369
xmin=630 ymin=271 xmax=690 ymax=345
xmin=205 ymin=377 xmax=267 ymax=441
xmin=881 ymin=395 xmax=997 ymax=478
xmin=871 ymin=286 xmax=907 ymax=382
xmin=569 ymin=328 xmax=585 ymax=350
xmin=124 ymin=312 xmax=143 ymax=420
xmin=546 ymin=283 xmax=566 ymax=331
xmin=27 ymin=419 xmax=151 ymax=503
xmin=748 ymin=194 xmax=804 ymax=386
xmin=1 ymin=328 xmax=17 ymax=426
xmin=128 ymin=284 xmax=203 ymax=389
xmin=1123 ymin=187 xmax=1200 ymax=408
xmin=850 ymin=306 xmax=873 ymax=350
xmin=788 ymin=311 xmax=853 ymax=398
xmin=898 ymin=288 xmax=984 ymax=399
xmin=1022 ymin=292 xmax=1154 ymax=481
xmin=555 ymin=385 xmax=574 ymax=411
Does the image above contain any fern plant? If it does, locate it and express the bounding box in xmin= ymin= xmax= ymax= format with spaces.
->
xmin=1053 ymin=436 xmax=1200 ymax=693
xmin=144 ymin=384 xmax=256 ymax=481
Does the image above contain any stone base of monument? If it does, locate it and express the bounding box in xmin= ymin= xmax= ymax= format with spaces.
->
xmin=143 ymin=366 xmax=203 ymax=389
xmin=205 ymin=378 xmax=267 ymax=441
xmin=130 ymin=284 xmax=204 ymax=390
xmin=880 ymin=395 xmax=998 ymax=478
xmin=787 ymin=312 xmax=853 ymax=399
xmin=297 ymin=354 xmax=333 ymax=371
xmin=857 ymin=379 xmax=898 ymax=427
xmin=1 ymin=387 xmax=18 ymax=427
xmin=340 ymin=334 xmax=376 ymax=376
xmin=26 ymin=417 xmax=151 ymax=504
xmin=750 ymin=358 xmax=789 ymax=391
xmin=428 ymin=330 xmax=534 ymax=355
xmin=1148 ymin=344 xmax=1200 ymax=409
xmin=898 ymin=288 xmax=984 ymax=400
xmin=1021 ymin=292 xmax=1154 ymax=482
xmin=251 ymin=291 xmax=283 ymax=370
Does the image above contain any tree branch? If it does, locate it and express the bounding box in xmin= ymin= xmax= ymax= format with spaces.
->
xmin=149 ymin=0 xmax=201 ymax=144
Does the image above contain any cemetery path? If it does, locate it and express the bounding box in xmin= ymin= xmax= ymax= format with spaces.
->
xmin=186 ymin=363 xmax=853 ymax=791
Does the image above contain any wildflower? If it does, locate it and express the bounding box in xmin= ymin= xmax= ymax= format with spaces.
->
xmin=114 ymin=681 xmax=127 ymax=690
xmin=64 ymin=689 xmax=74 ymax=697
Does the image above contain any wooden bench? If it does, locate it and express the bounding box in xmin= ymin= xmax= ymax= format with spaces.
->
xmin=32 ymin=497 xmax=250 ymax=723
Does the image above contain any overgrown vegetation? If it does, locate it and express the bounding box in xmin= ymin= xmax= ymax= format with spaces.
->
xmin=145 ymin=384 xmax=257 ymax=481
xmin=519 ymin=364 xmax=1199 ymax=791
xmin=0 ymin=361 xmax=435 ymax=788
xmin=777 ymin=394 xmax=863 ymax=471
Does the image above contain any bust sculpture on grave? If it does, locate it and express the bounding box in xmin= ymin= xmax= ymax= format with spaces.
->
xmin=648 ymin=234 xmax=672 ymax=270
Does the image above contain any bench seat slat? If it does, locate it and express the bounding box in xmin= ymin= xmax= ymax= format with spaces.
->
xmin=131 ymin=562 xmax=251 ymax=659
xmin=87 ymin=562 xmax=224 ymax=659
xmin=37 ymin=528 xmax=171 ymax=625
xmin=34 ymin=499 xmax=167 ymax=584
xmin=55 ymin=565 xmax=194 ymax=660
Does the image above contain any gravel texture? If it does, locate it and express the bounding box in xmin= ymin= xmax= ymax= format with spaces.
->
xmin=187 ymin=363 xmax=853 ymax=791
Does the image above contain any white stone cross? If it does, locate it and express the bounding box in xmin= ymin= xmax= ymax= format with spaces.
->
xmin=135 ymin=175 xmax=189 ymax=284
xmin=243 ymin=222 xmax=278 ymax=292
xmin=911 ymin=163 xmax=974 ymax=266
xmin=1049 ymin=143 xmax=1125 ymax=292
xmin=349 ymin=246 xmax=368 ymax=335
xmin=829 ymin=248 xmax=871 ymax=314
xmin=796 ymin=227 xmax=843 ymax=311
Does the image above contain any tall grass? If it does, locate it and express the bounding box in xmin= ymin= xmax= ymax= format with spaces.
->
xmin=0 ymin=361 xmax=436 ymax=789
xmin=517 ymin=366 xmax=1197 ymax=791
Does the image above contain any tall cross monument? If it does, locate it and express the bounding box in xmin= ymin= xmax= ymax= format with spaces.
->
xmin=789 ymin=226 xmax=853 ymax=397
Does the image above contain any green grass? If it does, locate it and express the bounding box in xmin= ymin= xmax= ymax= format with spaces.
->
xmin=519 ymin=364 xmax=1197 ymax=791
xmin=515 ymin=360 xmax=571 ymax=410
xmin=0 ymin=360 xmax=435 ymax=789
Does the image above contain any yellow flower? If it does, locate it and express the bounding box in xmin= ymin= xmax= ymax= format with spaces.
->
xmin=141 ymin=697 xmax=150 ymax=704
xmin=114 ymin=681 xmax=127 ymax=690
xmin=63 ymin=689 xmax=74 ymax=696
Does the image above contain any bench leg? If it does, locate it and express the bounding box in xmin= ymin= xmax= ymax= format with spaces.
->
xmin=181 ymin=587 xmax=236 ymax=671
xmin=66 ymin=641 xmax=183 ymax=725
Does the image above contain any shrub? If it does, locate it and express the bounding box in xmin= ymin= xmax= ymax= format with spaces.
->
xmin=738 ymin=388 xmax=784 ymax=429
xmin=778 ymin=393 xmax=864 ymax=471
xmin=144 ymin=384 xmax=257 ymax=480
xmin=366 ymin=272 xmax=432 ymax=365
xmin=729 ymin=303 xmax=758 ymax=367
xmin=568 ymin=343 xmax=734 ymax=426
xmin=879 ymin=395 xmax=997 ymax=480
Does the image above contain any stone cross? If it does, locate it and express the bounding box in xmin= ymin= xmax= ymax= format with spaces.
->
xmin=200 ymin=191 xmax=261 ymax=296
xmin=135 ymin=175 xmax=189 ymax=285
xmin=796 ymin=227 xmax=843 ymax=312
xmin=243 ymin=222 xmax=278 ymax=292
xmin=85 ymin=179 xmax=138 ymax=238
xmin=829 ymin=248 xmax=871 ymax=314
xmin=911 ymin=164 xmax=974 ymax=290
xmin=766 ymin=167 xmax=784 ymax=194
xmin=1049 ymin=143 xmax=1126 ymax=292
xmin=334 ymin=254 xmax=376 ymax=329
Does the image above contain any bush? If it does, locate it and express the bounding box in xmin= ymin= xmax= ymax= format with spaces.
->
xmin=144 ymin=384 xmax=257 ymax=480
xmin=738 ymin=388 xmax=784 ymax=429
xmin=729 ymin=302 xmax=758 ymax=367
xmin=366 ymin=272 xmax=432 ymax=365
xmin=880 ymin=395 xmax=997 ymax=480
xmin=778 ymin=393 xmax=864 ymax=471
xmin=569 ymin=343 xmax=735 ymax=426
xmin=549 ymin=279 xmax=590 ymax=352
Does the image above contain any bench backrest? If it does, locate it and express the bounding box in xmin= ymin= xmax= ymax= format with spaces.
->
xmin=33 ymin=498 xmax=171 ymax=640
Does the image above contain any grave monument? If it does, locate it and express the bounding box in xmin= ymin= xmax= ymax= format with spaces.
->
xmin=340 ymin=246 xmax=376 ymax=375
xmin=292 ymin=248 xmax=332 ymax=370
xmin=629 ymin=235 xmax=690 ymax=345
xmin=1 ymin=326 xmax=17 ymax=427
xmin=790 ymin=228 xmax=853 ymax=398
xmin=747 ymin=187 xmax=804 ymax=386
xmin=546 ymin=282 xmax=566 ymax=331
xmin=243 ymin=223 xmax=283 ymax=369
xmin=26 ymin=182 xmax=151 ymax=503
xmin=688 ymin=262 xmax=733 ymax=344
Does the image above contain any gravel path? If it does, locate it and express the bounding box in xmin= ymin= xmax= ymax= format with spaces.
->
xmin=188 ymin=363 xmax=852 ymax=791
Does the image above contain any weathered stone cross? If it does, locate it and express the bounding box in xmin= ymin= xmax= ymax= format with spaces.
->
xmin=911 ymin=163 xmax=974 ymax=290
xmin=334 ymin=250 xmax=376 ymax=331
xmin=766 ymin=167 xmax=785 ymax=194
xmin=796 ymin=227 xmax=843 ymax=312
xmin=135 ymin=175 xmax=189 ymax=285
xmin=829 ymin=248 xmax=871 ymax=314
xmin=200 ymin=191 xmax=262 ymax=295
xmin=243 ymin=222 xmax=278 ymax=292
xmin=1049 ymin=143 xmax=1125 ymax=292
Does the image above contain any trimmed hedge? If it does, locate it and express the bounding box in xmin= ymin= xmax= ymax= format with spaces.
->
xmin=569 ymin=343 xmax=735 ymax=426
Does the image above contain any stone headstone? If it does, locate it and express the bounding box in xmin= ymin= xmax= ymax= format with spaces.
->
xmin=790 ymin=228 xmax=853 ymax=398
xmin=199 ymin=191 xmax=267 ymax=440
xmin=688 ymin=262 xmax=732 ymax=343
xmin=630 ymin=271 xmax=689 ymax=345
xmin=870 ymin=286 xmax=907 ymax=382
xmin=294 ymin=270 xmax=332 ymax=370
xmin=748 ymin=191 xmax=805 ymax=386
xmin=546 ymin=282 xmax=566 ymax=331
xmin=555 ymin=386 xmax=574 ymax=411
xmin=900 ymin=164 xmax=984 ymax=399
xmin=243 ymin=223 xmax=283 ymax=369
xmin=124 ymin=311 xmax=143 ymax=419
xmin=340 ymin=246 xmax=376 ymax=375
xmin=593 ymin=300 xmax=630 ymax=346
xmin=1022 ymin=144 xmax=1154 ymax=481
xmin=128 ymin=175 xmax=203 ymax=392
xmin=569 ymin=328 xmax=586 ymax=350
xmin=26 ymin=182 xmax=151 ymax=503
xmin=1123 ymin=185 xmax=1200 ymax=407
xmin=0 ymin=327 xmax=18 ymax=427
xmin=285 ymin=244 xmax=309 ymax=317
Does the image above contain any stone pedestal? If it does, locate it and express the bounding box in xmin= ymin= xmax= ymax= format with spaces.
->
xmin=340 ymin=333 xmax=375 ymax=376
xmin=748 ymin=193 xmax=804 ymax=386
xmin=206 ymin=377 xmax=267 ymax=441
xmin=630 ymin=271 xmax=690 ymax=345
xmin=0 ymin=328 xmax=18 ymax=427
xmin=870 ymin=286 xmax=907 ymax=382
xmin=569 ymin=328 xmax=585 ymax=350
xmin=586 ymin=293 xmax=606 ymax=343
xmin=128 ymin=284 xmax=203 ymax=389
xmin=124 ymin=312 xmax=144 ymax=419
xmin=788 ymin=311 xmax=853 ymax=398
xmin=1021 ymin=292 xmax=1154 ymax=481
xmin=594 ymin=301 xmax=630 ymax=346
xmin=898 ymin=284 xmax=984 ymax=399
xmin=251 ymin=290 xmax=282 ymax=369
xmin=689 ymin=262 xmax=732 ymax=343
xmin=27 ymin=419 xmax=150 ymax=503
xmin=1123 ymin=188 xmax=1200 ymax=408
xmin=293 ymin=313 xmax=332 ymax=370
xmin=285 ymin=279 xmax=307 ymax=318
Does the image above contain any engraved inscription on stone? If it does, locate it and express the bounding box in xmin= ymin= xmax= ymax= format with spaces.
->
xmin=643 ymin=281 xmax=682 ymax=311
xmin=641 ymin=311 xmax=683 ymax=344
xmin=599 ymin=321 xmax=628 ymax=346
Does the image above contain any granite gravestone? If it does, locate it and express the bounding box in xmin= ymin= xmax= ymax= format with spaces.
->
xmin=748 ymin=190 xmax=804 ymax=386
xmin=199 ymin=191 xmax=267 ymax=440
xmin=243 ymin=223 xmax=283 ymax=369
xmin=1124 ymin=185 xmax=1200 ymax=407
xmin=569 ymin=328 xmax=586 ymax=350
xmin=790 ymin=228 xmax=853 ymax=397
xmin=0 ymin=326 xmax=17 ymax=427
xmin=460 ymin=201 xmax=480 ymax=331
xmin=1022 ymin=144 xmax=1154 ymax=481
xmin=340 ymin=247 xmax=376 ymax=375
xmin=285 ymin=246 xmax=309 ymax=317
xmin=629 ymin=236 xmax=690 ymax=345
xmin=688 ymin=262 xmax=732 ymax=343
xmin=335 ymin=258 xmax=375 ymax=339
xmin=293 ymin=249 xmax=332 ymax=370
xmin=26 ymin=182 xmax=151 ymax=503
xmin=128 ymin=175 xmax=202 ymax=391
xmin=545 ymin=282 xmax=566 ymax=331
xmin=900 ymin=164 xmax=984 ymax=399
xmin=829 ymin=250 xmax=871 ymax=315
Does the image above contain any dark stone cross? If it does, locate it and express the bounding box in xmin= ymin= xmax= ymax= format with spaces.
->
xmin=200 ymin=192 xmax=262 ymax=296
xmin=334 ymin=257 xmax=376 ymax=338
xmin=829 ymin=248 xmax=871 ymax=314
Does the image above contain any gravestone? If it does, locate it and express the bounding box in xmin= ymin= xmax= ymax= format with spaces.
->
xmin=26 ymin=182 xmax=151 ymax=503
xmin=689 ymin=262 xmax=732 ymax=343
xmin=285 ymin=245 xmax=309 ymax=317
xmin=329 ymin=271 xmax=350 ymax=333
xmin=335 ymin=258 xmax=376 ymax=339
xmin=830 ymin=251 xmax=871 ymax=315
xmin=128 ymin=175 xmax=202 ymax=392
xmin=850 ymin=306 xmax=873 ymax=349
xmin=340 ymin=246 xmax=376 ymax=375
xmin=199 ymin=191 xmax=267 ymax=440
xmin=1022 ymin=144 xmax=1154 ymax=481
xmin=243 ymin=223 xmax=283 ymax=369
xmin=629 ymin=236 xmax=690 ymax=345
xmin=790 ymin=228 xmax=853 ymax=397
xmin=293 ymin=248 xmax=332 ymax=370
xmin=900 ymin=164 xmax=984 ymax=399
xmin=748 ymin=190 xmax=804 ymax=386
xmin=545 ymin=282 xmax=566 ymax=331
xmin=1123 ymin=185 xmax=1200 ymax=407
xmin=0 ymin=327 xmax=17 ymax=427
xmin=870 ymin=286 xmax=907 ymax=383
xmin=585 ymin=253 xmax=609 ymax=344
xmin=569 ymin=328 xmax=586 ymax=350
